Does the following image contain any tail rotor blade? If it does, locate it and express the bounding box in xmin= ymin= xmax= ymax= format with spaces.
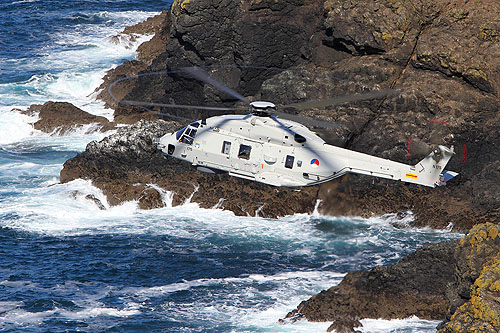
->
xmin=410 ymin=138 xmax=433 ymax=158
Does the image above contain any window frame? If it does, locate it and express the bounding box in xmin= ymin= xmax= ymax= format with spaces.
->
xmin=238 ymin=144 xmax=252 ymax=160
xmin=222 ymin=141 xmax=232 ymax=155
xmin=285 ymin=155 xmax=295 ymax=169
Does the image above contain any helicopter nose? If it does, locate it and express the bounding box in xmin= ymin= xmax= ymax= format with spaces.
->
xmin=156 ymin=133 xmax=176 ymax=156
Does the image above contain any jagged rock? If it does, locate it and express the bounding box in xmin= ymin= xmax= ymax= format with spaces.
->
xmin=284 ymin=240 xmax=458 ymax=328
xmin=114 ymin=0 xmax=325 ymax=120
xmin=439 ymin=223 xmax=500 ymax=332
xmin=33 ymin=101 xmax=113 ymax=134
xmin=327 ymin=318 xmax=362 ymax=332
xmin=96 ymin=60 xmax=148 ymax=110
xmin=135 ymin=11 xmax=170 ymax=65
xmin=84 ymin=194 xmax=106 ymax=210
xmin=60 ymin=120 xmax=317 ymax=217
xmin=122 ymin=10 xmax=168 ymax=36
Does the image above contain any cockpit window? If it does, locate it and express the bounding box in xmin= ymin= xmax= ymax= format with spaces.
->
xmin=186 ymin=128 xmax=197 ymax=137
xmin=175 ymin=126 xmax=187 ymax=140
xmin=179 ymin=127 xmax=197 ymax=145
xmin=190 ymin=121 xmax=200 ymax=128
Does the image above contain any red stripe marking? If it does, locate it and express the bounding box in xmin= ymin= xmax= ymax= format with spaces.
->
xmin=407 ymin=137 xmax=412 ymax=159
xmin=463 ymin=144 xmax=467 ymax=164
xmin=429 ymin=119 xmax=450 ymax=126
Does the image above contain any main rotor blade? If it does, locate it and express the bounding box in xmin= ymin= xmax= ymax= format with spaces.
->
xmin=120 ymin=99 xmax=240 ymax=112
xmin=282 ymin=89 xmax=400 ymax=110
xmin=273 ymin=111 xmax=342 ymax=129
xmin=182 ymin=66 xmax=249 ymax=103
xmin=139 ymin=108 xmax=194 ymax=122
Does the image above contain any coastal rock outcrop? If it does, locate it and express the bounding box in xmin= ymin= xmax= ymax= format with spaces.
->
xmin=87 ymin=0 xmax=500 ymax=232
xmin=32 ymin=101 xmax=113 ymax=134
xmin=283 ymin=240 xmax=458 ymax=331
xmin=284 ymin=222 xmax=500 ymax=332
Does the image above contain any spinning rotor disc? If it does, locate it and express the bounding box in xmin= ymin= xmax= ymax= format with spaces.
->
xmin=108 ymin=65 xmax=400 ymax=130
xmin=407 ymin=119 xmax=468 ymax=165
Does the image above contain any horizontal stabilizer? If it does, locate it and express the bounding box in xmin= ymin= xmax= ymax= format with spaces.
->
xmin=440 ymin=170 xmax=459 ymax=184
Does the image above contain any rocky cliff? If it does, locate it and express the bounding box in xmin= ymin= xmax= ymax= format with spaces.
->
xmin=284 ymin=222 xmax=500 ymax=332
xmin=74 ymin=0 xmax=500 ymax=231
xmin=54 ymin=0 xmax=500 ymax=331
xmin=284 ymin=240 xmax=458 ymax=331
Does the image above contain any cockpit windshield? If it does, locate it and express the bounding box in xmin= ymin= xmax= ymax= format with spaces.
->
xmin=175 ymin=126 xmax=187 ymax=140
xmin=177 ymin=126 xmax=198 ymax=145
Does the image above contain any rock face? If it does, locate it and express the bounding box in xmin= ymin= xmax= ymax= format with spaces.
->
xmin=86 ymin=0 xmax=500 ymax=232
xmin=32 ymin=101 xmax=112 ymax=134
xmin=96 ymin=10 xmax=170 ymax=119
xmin=280 ymin=222 xmax=500 ymax=332
xmin=284 ymin=240 xmax=458 ymax=331
xmin=60 ymin=120 xmax=317 ymax=217
xmin=439 ymin=223 xmax=500 ymax=332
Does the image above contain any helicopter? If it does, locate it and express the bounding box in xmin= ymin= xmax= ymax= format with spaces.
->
xmin=114 ymin=66 xmax=459 ymax=188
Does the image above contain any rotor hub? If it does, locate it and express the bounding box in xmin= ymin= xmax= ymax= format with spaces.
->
xmin=250 ymin=101 xmax=276 ymax=117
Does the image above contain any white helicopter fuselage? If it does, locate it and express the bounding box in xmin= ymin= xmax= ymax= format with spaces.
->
xmin=157 ymin=113 xmax=457 ymax=187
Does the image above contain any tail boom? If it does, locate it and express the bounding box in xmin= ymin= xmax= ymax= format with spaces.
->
xmin=322 ymin=145 xmax=457 ymax=188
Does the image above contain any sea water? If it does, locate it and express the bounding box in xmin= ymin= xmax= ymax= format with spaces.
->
xmin=0 ymin=1 xmax=461 ymax=331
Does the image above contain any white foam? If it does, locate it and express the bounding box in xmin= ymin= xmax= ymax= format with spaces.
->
xmin=0 ymin=108 xmax=37 ymax=145
xmin=0 ymin=308 xmax=56 ymax=326
xmin=58 ymin=305 xmax=141 ymax=320
xmin=0 ymin=10 xmax=159 ymax=128
xmin=119 ymin=270 xmax=344 ymax=333
xmin=11 ymin=0 xmax=38 ymax=4
xmin=360 ymin=316 xmax=440 ymax=332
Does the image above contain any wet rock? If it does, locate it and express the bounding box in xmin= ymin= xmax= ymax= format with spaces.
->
xmin=84 ymin=194 xmax=106 ymax=210
xmin=284 ymin=240 xmax=458 ymax=329
xmin=69 ymin=191 xmax=106 ymax=210
xmin=327 ymin=318 xmax=362 ymax=332
xmin=33 ymin=101 xmax=113 ymax=134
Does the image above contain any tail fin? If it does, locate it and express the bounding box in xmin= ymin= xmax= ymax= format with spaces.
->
xmin=413 ymin=145 xmax=457 ymax=187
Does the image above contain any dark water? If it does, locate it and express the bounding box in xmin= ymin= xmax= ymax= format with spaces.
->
xmin=0 ymin=1 xmax=461 ymax=331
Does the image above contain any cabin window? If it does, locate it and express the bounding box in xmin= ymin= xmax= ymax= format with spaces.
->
xmin=297 ymin=160 xmax=302 ymax=167
xmin=294 ymin=134 xmax=306 ymax=143
xmin=285 ymin=155 xmax=295 ymax=169
xmin=180 ymin=135 xmax=193 ymax=145
xmin=238 ymin=144 xmax=252 ymax=160
xmin=222 ymin=141 xmax=231 ymax=155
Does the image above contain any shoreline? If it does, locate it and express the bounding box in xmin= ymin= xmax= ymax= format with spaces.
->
xmin=13 ymin=1 xmax=500 ymax=331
